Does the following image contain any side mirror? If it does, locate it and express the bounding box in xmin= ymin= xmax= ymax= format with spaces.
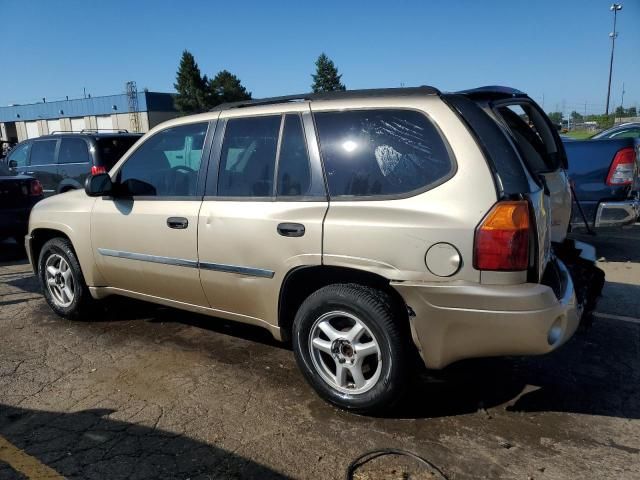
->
xmin=85 ymin=173 xmax=113 ymax=197
xmin=8 ymin=160 xmax=17 ymax=168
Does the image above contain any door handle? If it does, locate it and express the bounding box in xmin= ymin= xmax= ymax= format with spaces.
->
xmin=277 ymin=222 xmax=305 ymax=237
xmin=25 ymin=171 xmax=35 ymax=175
xmin=167 ymin=217 xmax=189 ymax=229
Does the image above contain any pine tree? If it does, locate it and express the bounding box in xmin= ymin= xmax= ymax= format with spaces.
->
xmin=311 ymin=53 xmax=346 ymax=93
xmin=206 ymin=70 xmax=252 ymax=108
xmin=174 ymin=50 xmax=207 ymax=114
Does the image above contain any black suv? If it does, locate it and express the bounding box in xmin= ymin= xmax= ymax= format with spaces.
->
xmin=4 ymin=131 xmax=141 ymax=196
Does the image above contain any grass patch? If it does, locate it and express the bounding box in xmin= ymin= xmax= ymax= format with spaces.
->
xmin=565 ymin=130 xmax=597 ymax=140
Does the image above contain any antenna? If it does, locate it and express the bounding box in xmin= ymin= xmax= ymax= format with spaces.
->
xmin=126 ymin=81 xmax=141 ymax=133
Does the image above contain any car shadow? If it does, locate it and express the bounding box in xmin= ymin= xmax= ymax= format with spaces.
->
xmin=0 ymin=404 xmax=289 ymax=479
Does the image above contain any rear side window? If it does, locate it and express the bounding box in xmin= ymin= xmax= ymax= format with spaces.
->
xmin=96 ymin=136 xmax=140 ymax=169
xmin=59 ymin=138 xmax=89 ymax=164
xmin=30 ymin=140 xmax=57 ymax=165
xmin=314 ymin=109 xmax=454 ymax=197
xmin=218 ymin=115 xmax=281 ymax=197
xmin=277 ymin=114 xmax=312 ymax=197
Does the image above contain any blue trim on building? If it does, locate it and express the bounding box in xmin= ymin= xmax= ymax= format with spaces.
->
xmin=0 ymin=92 xmax=176 ymax=122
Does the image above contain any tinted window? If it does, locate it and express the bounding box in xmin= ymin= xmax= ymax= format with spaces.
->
xmin=118 ymin=122 xmax=208 ymax=196
xmin=97 ymin=136 xmax=141 ymax=169
xmin=218 ymin=116 xmax=281 ymax=197
xmin=314 ymin=110 xmax=453 ymax=197
xmin=610 ymin=128 xmax=640 ymax=139
xmin=59 ymin=138 xmax=90 ymax=164
xmin=7 ymin=142 xmax=30 ymax=167
xmin=30 ymin=140 xmax=57 ymax=165
xmin=277 ymin=114 xmax=311 ymax=197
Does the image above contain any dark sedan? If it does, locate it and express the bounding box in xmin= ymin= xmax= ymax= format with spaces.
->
xmin=0 ymin=163 xmax=43 ymax=244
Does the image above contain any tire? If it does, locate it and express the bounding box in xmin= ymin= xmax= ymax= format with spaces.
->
xmin=292 ymin=283 xmax=408 ymax=414
xmin=38 ymin=237 xmax=96 ymax=320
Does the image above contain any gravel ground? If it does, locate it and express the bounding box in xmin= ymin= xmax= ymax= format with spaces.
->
xmin=0 ymin=226 xmax=638 ymax=479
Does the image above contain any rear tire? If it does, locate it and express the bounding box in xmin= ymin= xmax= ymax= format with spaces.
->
xmin=38 ymin=237 xmax=96 ymax=320
xmin=292 ymin=283 xmax=408 ymax=414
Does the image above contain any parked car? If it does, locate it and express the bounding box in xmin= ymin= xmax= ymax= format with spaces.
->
xmin=564 ymin=137 xmax=639 ymax=229
xmin=25 ymin=86 xmax=604 ymax=413
xmin=4 ymin=131 xmax=141 ymax=196
xmin=0 ymin=163 xmax=43 ymax=243
xmin=591 ymin=122 xmax=640 ymax=140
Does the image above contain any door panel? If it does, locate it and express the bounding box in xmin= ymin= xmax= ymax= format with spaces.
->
xmin=92 ymin=199 xmax=207 ymax=306
xmin=90 ymin=120 xmax=213 ymax=306
xmin=30 ymin=139 xmax=60 ymax=195
xmin=198 ymin=108 xmax=327 ymax=327
xmin=198 ymin=201 xmax=326 ymax=325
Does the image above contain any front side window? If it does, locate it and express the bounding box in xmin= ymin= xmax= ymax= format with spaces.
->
xmin=218 ymin=115 xmax=281 ymax=197
xmin=314 ymin=109 xmax=454 ymax=197
xmin=118 ymin=122 xmax=208 ymax=196
xmin=59 ymin=138 xmax=90 ymax=164
xmin=30 ymin=140 xmax=57 ymax=165
xmin=277 ymin=114 xmax=312 ymax=197
xmin=7 ymin=142 xmax=31 ymax=167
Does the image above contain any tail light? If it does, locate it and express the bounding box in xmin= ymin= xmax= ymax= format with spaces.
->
xmin=474 ymin=200 xmax=530 ymax=271
xmin=606 ymin=147 xmax=636 ymax=186
xmin=30 ymin=179 xmax=43 ymax=196
xmin=91 ymin=165 xmax=107 ymax=176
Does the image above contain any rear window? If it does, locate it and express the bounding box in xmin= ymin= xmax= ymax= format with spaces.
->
xmin=314 ymin=109 xmax=454 ymax=198
xmin=96 ymin=136 xmax=140 ymax=169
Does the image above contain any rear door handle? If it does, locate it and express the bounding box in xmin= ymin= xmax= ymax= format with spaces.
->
xmin=167 ymin=217 xmax=189 ymax=229
xmin=277 ymin=222 xmax=305 ymax=237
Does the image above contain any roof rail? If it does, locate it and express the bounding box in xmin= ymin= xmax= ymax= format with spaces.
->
xmin=80 ymin=128 xmax=130 ymax=134
xmin=50 ymin=130 xmax=79 ymax=134
xmin=210 ymin=86 xmax=441 ymax=112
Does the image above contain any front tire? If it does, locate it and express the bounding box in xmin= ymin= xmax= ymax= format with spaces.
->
xmin=292 ymin=284 xmax=408 ymax=414
xmin=38 ymin=237 xmax=96 ymax=320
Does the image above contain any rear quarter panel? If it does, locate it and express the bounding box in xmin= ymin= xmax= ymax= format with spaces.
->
xmin=317 ymin=97 xmax=497 ymax=283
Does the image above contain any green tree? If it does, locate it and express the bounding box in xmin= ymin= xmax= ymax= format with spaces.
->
xmin=174 ymin=50 xmax=207 ymax=114
xmin=615 ymin=106 xmax=625 ymax=117
xmin=206 ymin=70 xmax=251 ymax=108
xmin=547 ymin=111 xmax=563 ymax=125
xmin=628 ymin=106 xmax=637 ymax=117
xmin=570 ymin=111 xmax=583 ymax=122
xmin=311 ymin=53 xmax=346 ymax=93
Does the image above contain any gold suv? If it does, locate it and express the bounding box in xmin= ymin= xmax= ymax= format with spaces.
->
xmin=26 ymin=87 xmax=604 ymax=413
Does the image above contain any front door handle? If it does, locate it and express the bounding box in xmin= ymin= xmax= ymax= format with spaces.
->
xmin=277 ymin=222 xmax=305 ymax=237
xmin=167 ymin=217 xmax=189 ymax=229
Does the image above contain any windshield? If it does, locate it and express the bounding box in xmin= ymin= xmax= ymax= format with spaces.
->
xmin=97 ymin=136 xmax=141 ymax=169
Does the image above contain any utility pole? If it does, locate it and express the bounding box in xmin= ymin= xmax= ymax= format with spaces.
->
xmin=621 ymin=82 xmax=625 ymax=109
xmin=605 ymin=3 xmax=623 ymax=116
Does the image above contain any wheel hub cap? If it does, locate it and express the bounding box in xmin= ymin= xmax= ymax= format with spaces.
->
xmin=309 ymin=311 xmax=382 ymax=394
xmin=44 ymin=254 xmax=75 ymax=308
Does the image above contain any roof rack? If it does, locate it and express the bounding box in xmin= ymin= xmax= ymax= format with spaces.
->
xmin=455 ymin=86 xmax=526 ymax=99
xmin=80 ymin=129 xmax=130 ymax=134
xmin=210 ymin=86 xmax=441 ymax=112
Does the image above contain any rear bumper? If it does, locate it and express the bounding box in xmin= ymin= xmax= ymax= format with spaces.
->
xmin=392 ymin=258 xmax=579 ymax=369
xmin=594 ymin=199 xmax=639 ymax=228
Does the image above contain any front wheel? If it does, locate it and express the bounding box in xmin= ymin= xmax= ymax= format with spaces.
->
xmin=38 ymin=237 xmax=96 ymax=320
xmin=292 ymin=284 xmax=408 ymax=414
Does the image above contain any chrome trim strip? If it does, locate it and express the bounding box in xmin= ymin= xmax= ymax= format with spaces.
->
xmin=198 ymin=261 xmax=275 ymax=279
xmin=97 ymin=248 xmax=199 ymax=269
xmin=97 ymin=248 xmax=274 ymax=278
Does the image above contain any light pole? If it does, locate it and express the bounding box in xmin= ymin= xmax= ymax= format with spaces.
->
xmin=605 ymin=3 xmax=622 ymax=116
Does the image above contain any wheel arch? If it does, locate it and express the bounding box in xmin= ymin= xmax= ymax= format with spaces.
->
xmin=30 ymin=228 xmax=73 ymax=272
xmin=277 ymin=265 xmax=409 ymax=342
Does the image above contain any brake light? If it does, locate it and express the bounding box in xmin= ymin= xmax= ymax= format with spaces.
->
xmin=91 ymin=165 xmax=107 ymax=175
xmin=474 ymin=200 xmax=530 ymax=271
xmin=30 ymin=179 xmax=43 ymax=197
xmin=606 ymin=147 xmax=636 ymax=186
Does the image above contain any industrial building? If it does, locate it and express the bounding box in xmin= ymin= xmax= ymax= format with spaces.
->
xmin=0 ymin=86 xmax=179 ymax=142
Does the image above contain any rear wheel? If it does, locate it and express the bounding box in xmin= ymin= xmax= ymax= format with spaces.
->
xmin=292 ymin=284 xmax=408 ymax=413
xmin=38 ymin=237 xmax=96 ymax=320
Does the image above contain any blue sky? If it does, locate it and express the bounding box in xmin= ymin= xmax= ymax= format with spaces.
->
xmin=1 ymin=0 xmax=638 ymax=115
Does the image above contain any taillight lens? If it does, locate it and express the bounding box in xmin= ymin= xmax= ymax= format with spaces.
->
xmin=30 ymin=179 xmax=43 ymax=196
xmin=474 ymin=200 xmax=530 ymax=271
xmin=91 ymin=165 xmax=107 ymax=175
xmin=606 ymin=147 xmax=636 ymax=186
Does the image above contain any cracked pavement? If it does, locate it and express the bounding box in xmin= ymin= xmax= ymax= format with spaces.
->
xmin=0 ymin=227 xmax=639 ymax=479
